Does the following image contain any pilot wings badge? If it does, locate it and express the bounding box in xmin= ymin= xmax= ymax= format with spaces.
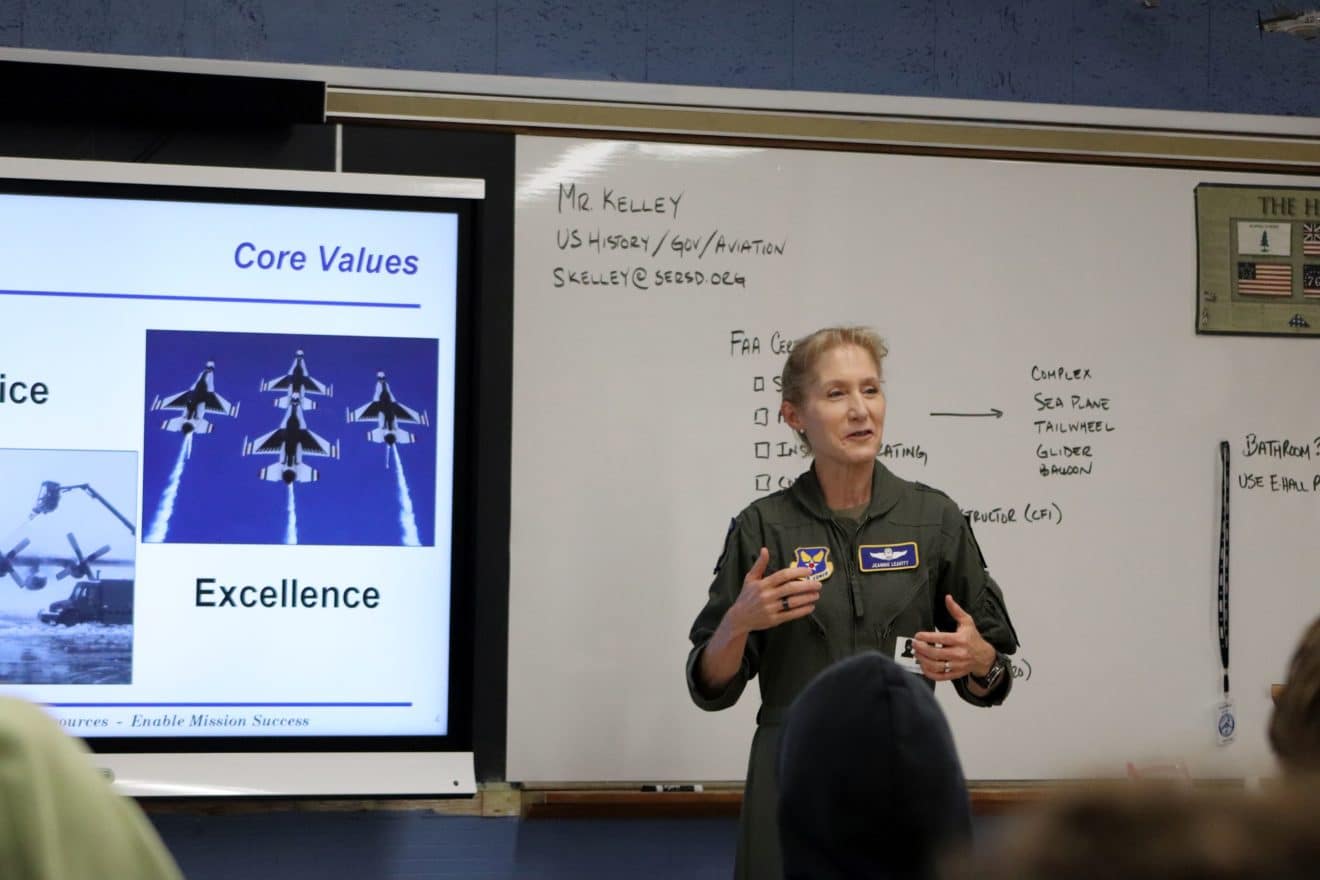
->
xmin=793 ymin=546 xmax=834 ymax=581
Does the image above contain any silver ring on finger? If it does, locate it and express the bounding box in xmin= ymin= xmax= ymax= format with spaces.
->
xmin=942 ymin=661 xmax=951 ymax=674
xmin=780 ymin=596 xmax=790 ymax=613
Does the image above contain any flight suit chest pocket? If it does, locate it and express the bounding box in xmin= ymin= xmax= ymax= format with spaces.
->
xmin=862 ymin=566 xmax=930 ymax=634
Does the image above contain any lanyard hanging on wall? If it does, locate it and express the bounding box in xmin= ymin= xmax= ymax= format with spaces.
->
xmin=1216 ymin=440 xmax=1236 ymax=745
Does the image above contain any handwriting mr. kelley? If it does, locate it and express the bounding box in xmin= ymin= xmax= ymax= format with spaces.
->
xmin=558 ymin=183 xmax=684 ymax=220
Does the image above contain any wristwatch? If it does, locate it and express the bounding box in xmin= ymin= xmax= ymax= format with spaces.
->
xmin=968 ymin=653 xmax=1007 ymax=690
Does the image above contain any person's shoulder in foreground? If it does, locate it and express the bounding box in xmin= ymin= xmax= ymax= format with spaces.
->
xmin=778 ymin=652 xmax=972 ymax=880
xmin=949 ymin=782 xmax=1320 ymax=880
xmin=0 ymin=696 xmax=184 ymax=880
xmin=1271 ymin=614 xmax=1320 ymax=775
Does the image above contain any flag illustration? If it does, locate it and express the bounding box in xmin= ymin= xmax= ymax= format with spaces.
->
xmin=1304 ymin=223 xmax=1320 ymax=256
xmin=1304 ymin=264 xmax=1320 ymax=297
xmin=1237 ymin=221 xmax=1292 ymax=257
xmin=1238 ymin=262 xmax=1292 ymax=296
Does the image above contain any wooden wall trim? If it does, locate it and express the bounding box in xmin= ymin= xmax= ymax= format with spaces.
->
xmin=327 ymin=88 xmax=1320 ymax=172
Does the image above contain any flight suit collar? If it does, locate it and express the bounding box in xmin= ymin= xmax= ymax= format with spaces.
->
xmin=790 ymin=460 xmax=905 ymax=521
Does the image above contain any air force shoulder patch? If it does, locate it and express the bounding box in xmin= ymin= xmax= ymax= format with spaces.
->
xmin=793 ymin=547 xmax=834 ymax=581
xmin=858 ymin=542 xmax=919 ymax=572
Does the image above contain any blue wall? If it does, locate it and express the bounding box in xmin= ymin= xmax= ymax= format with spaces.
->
xmin=148 ymin=810 xmax=1015 ymax=879
xmin=151 ymin=812 xmax=741 ymax=880
xmin=7 ymin=0 xmax=1320 ymax=116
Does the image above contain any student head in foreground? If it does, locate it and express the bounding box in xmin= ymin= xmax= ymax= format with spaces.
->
xmin=1270 ymin=613 xmax=1320 ymax=775
xmin=778 ymin=651 xmax=972 ymax=880
xmin=0 ymin=696 xmax=183 ymax=880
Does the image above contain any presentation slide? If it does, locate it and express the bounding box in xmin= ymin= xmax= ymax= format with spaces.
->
xmin=0 ymin=182 xmax=460 ymax=740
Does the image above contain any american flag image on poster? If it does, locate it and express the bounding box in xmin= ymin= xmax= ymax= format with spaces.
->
xmin=1304 ymin=265 xmax=1320 ymax=297
xmin=1237 ymin=262 xmax=1292 ymax=296
xmin=1305 ymin=223 xmax=1320 ymax=256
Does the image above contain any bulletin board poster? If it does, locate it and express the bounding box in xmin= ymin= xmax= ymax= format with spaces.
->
xmin=1196 ymin=183 xmax=1320 ymax=336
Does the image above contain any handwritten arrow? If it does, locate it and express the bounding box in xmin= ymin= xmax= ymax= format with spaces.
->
xmin=929 ymin=408 xmax=1003 ymax=418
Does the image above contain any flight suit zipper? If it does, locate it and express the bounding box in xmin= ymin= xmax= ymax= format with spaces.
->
xmin=830 ymin=514 xmax=872 ymax=656
xmin=854 ymin=515 xmax=872 ymax=617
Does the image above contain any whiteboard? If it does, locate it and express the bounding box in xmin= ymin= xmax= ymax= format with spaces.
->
xmin=508 ymin=135 xmax=1320 ymax=782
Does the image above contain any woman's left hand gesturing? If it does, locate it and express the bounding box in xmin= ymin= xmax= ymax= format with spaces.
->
xmin=912 ymin=594 xmax=996 ymax=682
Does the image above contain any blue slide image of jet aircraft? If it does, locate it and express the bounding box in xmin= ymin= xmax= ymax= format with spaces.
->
xmin=346 ymin=371 xmax=430 ymax=450
xmin=149 ymin=360 xmax=239 ymax=440
xmin=242 ymin=394 xmax=341 ymax=484
xmin=142 ymin=329 xmax=438 ymax=545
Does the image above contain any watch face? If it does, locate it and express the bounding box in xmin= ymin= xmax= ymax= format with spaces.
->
xmin=976 ymin=656 xmax=1005 ymax=689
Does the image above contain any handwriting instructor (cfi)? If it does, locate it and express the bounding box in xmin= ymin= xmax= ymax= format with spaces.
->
xmin=685 ymin=326 xmax=1020 ymax=879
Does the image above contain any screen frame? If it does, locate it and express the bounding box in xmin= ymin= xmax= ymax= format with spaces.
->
xmin=0 ymin=156 xmax=484 ymax=796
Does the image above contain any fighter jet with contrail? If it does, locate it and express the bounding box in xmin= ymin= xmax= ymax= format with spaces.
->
xmin=260 ymin=349 xmax=333 ymax=409
xmin=242 ymin=393 xmax=340 ymax=484
xmin=346 ymin=371 xmax=429 ymax=454
xmin=149 ymin=361 xmax=239 ymax=447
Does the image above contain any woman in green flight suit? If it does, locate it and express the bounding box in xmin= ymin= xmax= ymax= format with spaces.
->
xmin=686 ymin=326 xmax=1019 ymax=879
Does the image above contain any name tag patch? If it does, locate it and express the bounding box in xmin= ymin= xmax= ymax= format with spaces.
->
xmin=858 ymin=542 xmax=919 ymax=572
xmin=793 ymin=546 xmax=834 ymax=581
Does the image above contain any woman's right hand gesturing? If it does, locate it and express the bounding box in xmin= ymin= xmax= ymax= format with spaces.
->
xmin=727 ymin=547 xmax=821 ymax=635
xmin=697 ymin=547 xmax=822 ymax=694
